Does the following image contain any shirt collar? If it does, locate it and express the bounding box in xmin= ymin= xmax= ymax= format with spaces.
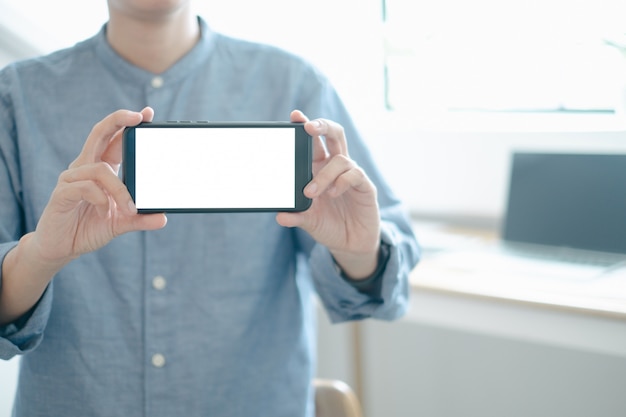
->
xmin=93 ymin=16 xmax=216 ymax=86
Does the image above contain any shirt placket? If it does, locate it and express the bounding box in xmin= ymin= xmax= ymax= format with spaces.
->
xmin=143 ymin=76 xmax=173 ymax=417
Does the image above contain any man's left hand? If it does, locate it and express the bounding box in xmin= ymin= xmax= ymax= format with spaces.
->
xmin=276 ymin=110 xmax=381 ymax=279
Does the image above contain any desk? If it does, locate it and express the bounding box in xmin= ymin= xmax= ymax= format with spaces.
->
xmin=357 ymin=220 xmax=626 ymax=417
xmin=412 ymin=220 xmax=626 ymax=319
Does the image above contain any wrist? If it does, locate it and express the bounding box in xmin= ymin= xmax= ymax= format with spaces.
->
xmin=12 ymin=232 xmax=71 ymax=277
xmin=332 ymin=239 xmax=389 ymax=281
xmin=0 ymin=233 xmax=66 ymax=326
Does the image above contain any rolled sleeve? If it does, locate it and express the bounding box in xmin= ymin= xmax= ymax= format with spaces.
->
xmin=0 ymin=287 xmax=51 ymax=360
xmin=0 ymin=243 xmax=53 ymax=360
xmin=311 ymin=223 xmax=419 ymax=324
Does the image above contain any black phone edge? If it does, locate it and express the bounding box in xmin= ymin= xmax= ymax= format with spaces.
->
xmin=122 ymin=121 xmax=313 ymax=213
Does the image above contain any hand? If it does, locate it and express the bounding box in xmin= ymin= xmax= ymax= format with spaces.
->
xmin=32 ymin=108 xmax=167 ymax=265
xmin=276 ymin=110 xmax=381 ymax=279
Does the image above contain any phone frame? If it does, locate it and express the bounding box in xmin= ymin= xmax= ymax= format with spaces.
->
xmin=122 ymin=121 xmax=313 ymax=213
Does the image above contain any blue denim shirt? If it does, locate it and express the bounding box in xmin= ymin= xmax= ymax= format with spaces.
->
xmin=0 ymin=18 xmax=419 ymax=417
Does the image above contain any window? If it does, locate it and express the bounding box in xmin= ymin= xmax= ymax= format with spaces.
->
xmin=383 ymin=0 xmax=626 ymax=114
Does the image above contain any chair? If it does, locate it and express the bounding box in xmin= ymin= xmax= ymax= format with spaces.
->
xmin=313 ymin=378 xmax=364 ymax=417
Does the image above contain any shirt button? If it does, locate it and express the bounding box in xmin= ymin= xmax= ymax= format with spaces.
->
xmin=151 ymin=353 xmax=166 ymax=368
xmin=151 ymin=76 xmax=164 ymax=88
xmin=152 ymin=275 xmax=167 ymax=290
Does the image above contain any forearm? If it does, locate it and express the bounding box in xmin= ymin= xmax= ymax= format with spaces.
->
xmin=0 ymin=232 xmax=68 ymax=325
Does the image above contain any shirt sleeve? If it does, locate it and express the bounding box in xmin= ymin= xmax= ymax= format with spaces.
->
xmin=0 ymin=66 xmax=54 ymax=360
xmin=0 ymin=269 xmax=53 ymax=360
xmin=310 ymin=220 xmax=419 ymax=323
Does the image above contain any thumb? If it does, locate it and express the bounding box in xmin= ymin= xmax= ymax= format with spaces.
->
xmin=275 ymin=212 xmax=308 ymax=229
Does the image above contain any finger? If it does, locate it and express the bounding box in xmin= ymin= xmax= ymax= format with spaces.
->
xmin=141 ymin=106 xmax=155 ymax=122
xmin=304 ymin=154 xmax=356 ymax=198
xmin=118 ymin=213 xmax=168 ymax=234
xmin=275 ymin=211 xmax=307 ymax=229
xmin=311 ymin=134 xmax=329 ymax=165
xmin=305 ymin=118 xmax=348 ymax=157
xmin=54 ymin=180 xmax=167 ymax=230
xmin=70 ymin=109 xmax=149 ymax=168
xmin=290 ymin=109 xmax=309 ymax=123
xmin=290 ymin=110 xmax=329 ymax=164
xmin=327 ymin=165 xmax=374 ymax=197
xmin=59 ymin=162 xmax=136 ymax=215
xmin=102 ymin=107 xmax=155 ymax=167
xmin=54 ymin=180 xmax=111 ymax=217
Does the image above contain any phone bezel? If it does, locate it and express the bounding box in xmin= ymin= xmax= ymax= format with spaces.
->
xmin=122 ymin=121 xmax=313 ymax=213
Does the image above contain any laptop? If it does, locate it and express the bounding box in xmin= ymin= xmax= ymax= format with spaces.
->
xmin=436 ymin=152 xmax=626 ymax=281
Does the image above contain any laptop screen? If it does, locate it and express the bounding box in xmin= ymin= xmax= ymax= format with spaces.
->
xmin=503 ymin=152 xmax=626 ymax=254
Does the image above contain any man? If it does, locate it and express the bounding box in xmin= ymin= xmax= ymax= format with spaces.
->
xmin=0 ymin=1 xmax=420 ymax=416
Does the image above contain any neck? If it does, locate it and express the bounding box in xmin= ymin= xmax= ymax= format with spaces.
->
xmin=106 ymin=5 xmax=200 ymax=74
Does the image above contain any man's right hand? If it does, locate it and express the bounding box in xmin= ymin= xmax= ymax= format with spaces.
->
xmin=32 ymin=107 xmax=167 ymax=264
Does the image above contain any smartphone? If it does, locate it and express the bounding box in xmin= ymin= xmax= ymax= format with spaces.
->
xmin=122 ymin=121 xmax=312 ymax=213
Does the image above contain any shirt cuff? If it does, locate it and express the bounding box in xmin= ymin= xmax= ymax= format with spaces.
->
xmin=335 ymin=240 xmax=391 ymax=296
xmin=0 ymin=284 xmax=52 ymax=360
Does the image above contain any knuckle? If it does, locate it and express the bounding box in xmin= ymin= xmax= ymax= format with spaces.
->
xmin=331 ymin=153 xmax=348 ymax=163
xmin=58 ymin=169 xmax=73 ymax=183
xmin=94 ymin=161 xmax=114 ymax=176
xmin=353 ymin=165 xmax=366 ymax=177
xmin=75 ymin=180 xmax=92 ymax=194
xmin=112 ymin=180 xmax=128 ymax=196
xmin=333 ymin=154 xmax=355 ymax=168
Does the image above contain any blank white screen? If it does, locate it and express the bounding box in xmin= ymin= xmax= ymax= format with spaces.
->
xmin=134 ymin=127 xmax=295 ymax=209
